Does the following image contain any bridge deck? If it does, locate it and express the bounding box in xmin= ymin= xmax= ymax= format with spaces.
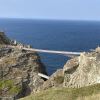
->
xmin=6 ymin=45 xmax=81 ymax=56
xmin=23 ymin=48 xmax=81 ymax=55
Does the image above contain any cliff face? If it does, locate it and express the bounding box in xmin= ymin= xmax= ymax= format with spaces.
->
xmin=63 ymin=47 xmax=100 ymax=88
xmin=0 ymin=33 xmax=47 ymax=99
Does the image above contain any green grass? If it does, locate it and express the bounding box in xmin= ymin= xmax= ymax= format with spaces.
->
xmin=0 ymin=80 xmax=21 ymax=95
xmin=9 ymin=85 xmax=21 ymax=95
xmin=20 ymin=84 xmax=100 ymax=100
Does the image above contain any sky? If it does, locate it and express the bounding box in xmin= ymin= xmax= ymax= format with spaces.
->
xmin=0 ymin=0 xmax=100 ymax=20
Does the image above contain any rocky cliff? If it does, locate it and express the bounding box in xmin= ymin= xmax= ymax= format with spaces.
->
xmin=63 ymin=47 xmax=100 ymax=88
xmin=38 ymin=47 xmax=100 ymax=91
xmin=0 ymin=32 xmax=47 ymax=99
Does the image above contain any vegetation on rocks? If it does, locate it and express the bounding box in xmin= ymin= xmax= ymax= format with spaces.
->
xmin=0 ymin=32 xmax=10 ymax=44
xmin=20 ymin=84 xmax=100 ymax=100
xmin=0 ymin=80 xmax=21 ymax=95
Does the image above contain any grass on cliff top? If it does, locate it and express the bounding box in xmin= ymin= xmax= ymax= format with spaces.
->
xmin=20 ymin=84 xmax=100 ymax=100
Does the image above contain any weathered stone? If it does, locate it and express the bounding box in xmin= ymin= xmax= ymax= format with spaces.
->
xmin=63 ymin=49 xmax=100 ymax=88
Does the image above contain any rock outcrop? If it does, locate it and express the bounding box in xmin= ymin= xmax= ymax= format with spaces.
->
xmin=0 ymin=32 xmax=47 ymax=99
xmin=63 ymin=48 xmax=100 ymax=88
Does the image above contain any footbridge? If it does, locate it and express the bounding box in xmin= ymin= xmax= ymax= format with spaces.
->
xmin=23 ymin=48 xmax=81 ymax=56
xmin=7 ymin=45 xmax=82 ymax=56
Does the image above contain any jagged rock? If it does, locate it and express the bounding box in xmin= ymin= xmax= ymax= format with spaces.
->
xmin=63 ymin=49 xmax=100 ymax=88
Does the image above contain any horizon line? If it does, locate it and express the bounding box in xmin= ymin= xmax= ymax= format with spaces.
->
xmin=0 ymin=17 xmax=100 ymax=22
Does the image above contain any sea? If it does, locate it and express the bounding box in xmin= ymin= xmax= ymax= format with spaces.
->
xmin=0 ymin=18 xmax=100 ymax=75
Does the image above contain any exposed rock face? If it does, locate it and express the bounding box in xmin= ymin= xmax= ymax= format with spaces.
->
xmin=63 ymin=49 xmax=100 ymax=88
xmin=0 ymin=33 xmax=47 ymax=99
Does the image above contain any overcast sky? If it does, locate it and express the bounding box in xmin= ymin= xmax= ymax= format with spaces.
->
xmin=0 ymin=0 xmax=100 ymax=20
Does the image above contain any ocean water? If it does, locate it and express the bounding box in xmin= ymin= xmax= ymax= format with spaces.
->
xmin=0 ymin=18 xmax=100 ymax=75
